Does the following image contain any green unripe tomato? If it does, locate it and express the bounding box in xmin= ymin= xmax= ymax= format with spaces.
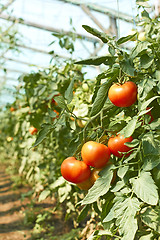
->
xmin=82 ymin=83 xmax=89 ymax=92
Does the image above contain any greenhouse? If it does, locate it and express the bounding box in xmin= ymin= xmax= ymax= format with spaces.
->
xmin=0 ymin=0 xmax=160 ymax=239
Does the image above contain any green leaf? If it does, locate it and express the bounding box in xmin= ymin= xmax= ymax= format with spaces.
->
xmin=33 ymin=124 xmax=52 ymax=147
xmin=139 ymin=233 xmax=154 ymax=240
xmin=82 ymin=25 xmax=110 ymax=43
xmin=141 ymin=207 xmax=160 ymax=233
xmin=65 ymin=77 xmax=75 ymax=103
xmin=130 ymin=171 xmax=159 ymax=205
xmin=142 ymin=132 xmax=159 ymax=156
xmin=54 ymin=95 xmax=70 ymax=112
xmin=38 ymin=189 xmax=50 ymax=202
xmin=139 ymin=96 xmax=160 ymax=111
xmin=111 ymin=180 xmax=125 ymax=192
xmin=103 ymin=196 xmax=140 ymax=240
xmin=75 ymin=55 xmax=116 ymax=66
xmin=82 ymin=166 xmax=113 ymax=204
xmin=131 ymin=41 xmax=150 ymax=59
xmin=50 ymin=176 xmax=65 ymax=189
xmin=77 ymin=205 xmax=90 ymax=223
xmin=117 ymin=33 xmax=137 ymax=45
xmin=48 ymin=108 xmax=57 ymax=118
xmin=119 ymin=116 xmax=138 ymax=138
xmin=120 ymin=58 xmax=135 ymax=77
xmin=124 ymin=139 xmax=139 ymax=147
xmin=140 ymin=54 xmax=154 ymax=69
xmin=117 ymin=166 xmax=129 ymax=179
xmin=90 ymin=82 xmax=112 ymax=117
xmin=142 ymin=133 xmax=160 ymax=170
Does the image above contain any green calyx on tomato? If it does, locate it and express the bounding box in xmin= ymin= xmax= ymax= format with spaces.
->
xmin=81 ymin=141 xmax=111 ymax=168
xmin=108 ymin=135 xmax=133 ymax=158
xmin=61 ymin=157 xmax=91 ymax=184
xmin=108 ymin=81 xmax=137 ymax=107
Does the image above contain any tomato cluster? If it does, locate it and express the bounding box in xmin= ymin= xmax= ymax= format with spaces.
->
xmin=61 ymin=81 xmax=139 ymax=190
xmin=61 ymin=135 xmax=133 ymax=190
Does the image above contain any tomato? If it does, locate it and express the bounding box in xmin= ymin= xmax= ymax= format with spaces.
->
xmin=6 ymin=137 xmax=13 ymax=142
xmin=52 ymin=110 xmax=59 ymax=121
xmin=108 ymin=135 xmax=133 ymax=158
xmin=138 ymin=32 xmax=146 ymax=41
xmin=76 ymin=177 xmax=93 ymax=190
xmin=90 ymin=165 xmax=116 ymax=185
xmin=61 ymin=157 xmax=91 ymax=184
xmin=108 ymin=81 xmax=137 ymax=107
xmin=81 ymin=141 xmax=111 ymax=168
xmin=82 ymin=83 xmax=89 ymax=92
xmin=10 ymin=107 xmax=16 ymax=112
xmin=29 ymin=126 xmax=38 ymax=135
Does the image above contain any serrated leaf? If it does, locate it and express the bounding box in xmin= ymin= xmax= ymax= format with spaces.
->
xmin=75 ymin=55 xmax=116 ymax=66
xmin=50 ymin=176 xmax=65 ymax=189
xmin=142 ymin=155 xmax=160 ymax=171
xmin=111 ymin=180 xmax=125 ymax=192
xmin=90 ymin=82 xmax=111 ymax=117
xmin=140 ymin=54 xmax=154 ymax=69
xmin=138 ymin=107 xmax=153 ymax=117
xmin=139 ymin=96 xmax=160 ymax=111
xmin=82 ymin=166 xmax=113 ymax=204
xmin=130 ymin=171 xmax=159 ymax=205
xmin=82 ymin=25 xmax=110 ymax=43
xmin=141 ymin=207 xmax=160 ymax=233
xmin=117 ymin=166 xmax=129 ymax=179
xmin=33 ymin=124 xmax=52 ymax=147
xmin=38 ymin=189 xmax=50 ymax=202
xmin=131 ymin=41 xmax=150 ymax=59
xmin=142 ymin=132 xmax=159 ymax=156
xmin=48 ymin=108 xmax=57 ymax=118
xmin=120 ymin=59 xmax=135 ymax=77
xmin=65 ymin=77 xmax=75 ymax=103
xmin=54 ymin=95 xmax=70 ymax=112
xmin=119 ymin=116 xmax=138 ymax=137
xmin=103 ymin=196 xmax=140 ymax=240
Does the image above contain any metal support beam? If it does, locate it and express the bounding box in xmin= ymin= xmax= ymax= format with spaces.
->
xmin=59 ymin=0 xmax=135 ymax=23
xmin=2 ymin=56 xmax=47 ymax=69
xmin=81 ymin=4 xmax=109 ymax=33
xmin=0 ymin=0 xmax=16 ymax=14
xmin=0 ymin=13 xmax=99 ymax=43
xmin=2 ymin=40 xmax=69 ymax=59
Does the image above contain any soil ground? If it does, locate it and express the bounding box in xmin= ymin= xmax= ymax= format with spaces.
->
xmin=0 ymin=165 xmax=74 ymax=240
xmin=0 ymin=166 xmax=32 ymax=240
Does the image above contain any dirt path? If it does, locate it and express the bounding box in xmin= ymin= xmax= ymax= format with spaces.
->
xmin=0 ymin=167 xmax=31 ymax=240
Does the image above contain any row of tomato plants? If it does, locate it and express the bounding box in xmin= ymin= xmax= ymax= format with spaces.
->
xmin=0 ymin=2 xmax=160 ymax=239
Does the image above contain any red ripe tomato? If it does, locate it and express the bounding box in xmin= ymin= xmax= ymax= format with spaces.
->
xmin=61 ymin=157 xmax=91 ymax=184
xmin=29 ymin=126 xmax=38 ymax=135
xmin=108 ymin=135 xmax=133 ymax=158
xmin=81 ymin=141 xmax=111 ymax=168
xmin=76 ymin=177 xmax=93 ymax=190
xmin=108 ymin=81 xmax=137 ymax=107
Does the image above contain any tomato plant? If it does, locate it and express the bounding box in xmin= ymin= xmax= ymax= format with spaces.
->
xmin=108 ymin=135 xmax=133 ymax=157
xmin=108 ymin=81 xmax=137 ymax=107
xmin=61 ymin=157 xmax=91 ymax=184
xmin=81 ymin=141 xmax=111 ymax=168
